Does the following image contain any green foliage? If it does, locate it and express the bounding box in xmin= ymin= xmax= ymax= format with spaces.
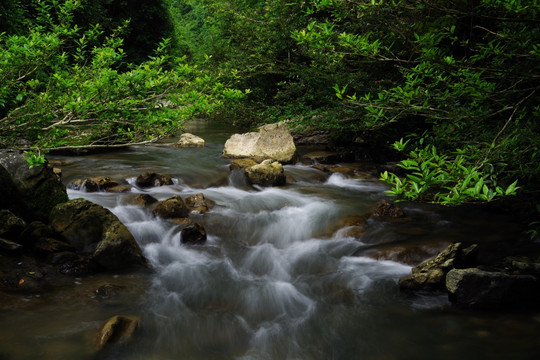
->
xmin=381 ymin=139 xmax=518 ymax=205
xmin=24 ymin=149 xmax=47 ymax=169
xmin=287 ymin=0 xmax=540 ymax=203
xmin=0 ymin=0 xmax=244 ymax=152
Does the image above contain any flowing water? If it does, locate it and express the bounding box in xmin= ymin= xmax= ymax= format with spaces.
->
xmin=1 ymin=122 xmax=540 ymax=359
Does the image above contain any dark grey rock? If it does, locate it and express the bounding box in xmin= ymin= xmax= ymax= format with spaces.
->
xmin=446 ymin=268 xmax=540 ymax=310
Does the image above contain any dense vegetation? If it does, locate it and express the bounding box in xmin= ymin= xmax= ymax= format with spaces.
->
xmin=1 ymin=0 xmax=539 ymax=207
xmin=0 ymin=0 xmax=245 ymax=156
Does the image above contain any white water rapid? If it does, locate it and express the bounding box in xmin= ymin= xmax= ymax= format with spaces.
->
xmin=65 ymin=158 xmax=411 ymax=359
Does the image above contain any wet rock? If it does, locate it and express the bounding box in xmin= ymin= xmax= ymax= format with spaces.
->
xmin=302 ymin=151 xmax=355 ymax=164
xmin=86 ymin=177 xmax=121 ymax=192
xmin=223 ymin=122 xmax=297 ymax=163
xmin=0 ymin=237 xmax=23 ymax=254
xmin=245 ymin=159 xmax=286 ymax=187
xmin=340 ymin=226 xmax=366 ymax=238
xmin=33 ymin=237 xmax=74 ymax=255
xmin=52 ymin=168 xmax=62 ymax=178
xmin=171 ymin=217 xmax=193 ymax=227
xmin=311 ymin=164 xmax=329 ymax=172
xmin=398 ymin=242 xmax=478 ymax=292
xmin=96 ymin=315 xmax=140 ymax=351
xmin=19 ymin=221 xmax=55 ymax=245
xmin=333 ymin=214 xmax=368 ymax=238
xmin=59 ymin=258 xmax=94 ymax=276
xmin=181 ymin=222 xmax=207 ymax=244
xmin=337 ymin=214 xmax=368 ymax=228
xmin=446 ymin=268 xmax=540 ymax=310
xmin=174 ymin=133 xmax=205 ymax=148
xmin=135 ymin=171 xmax=173 ymax=188
xmin=370 ymin=199 xmax=405 ymax=220
xmin=128 ymin=194 xmax=159 ymax=207
xmin=106 ymin=184 xmax=132 ymax=193
xmin=327 ymin=166 xmax=357 ymax=175
xmin=153 ymin=195 xmax=189 ymax=219
xmin=68 ymin=178 xmax=85 ymax=190
xmin=229 ymin=158 xmax=258 ymax=170
xmin=506 ymin=256 xmax=540 ymax=277
xmin=50 ymin=199 xmax=147 ymax=271
xmin=185 ymin=193 xmax=210 ymax=214
xmin=0 ymin=149 xmax=68 ymax=222
xmin=95 ymin=284 xmax=125 ymax=299
xmin=0 ymin=209 xmax=26 ymax=240
xmin=68 ymin=177 xmax=120 ymax=192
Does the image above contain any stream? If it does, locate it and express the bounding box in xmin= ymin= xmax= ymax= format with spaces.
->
xmin=1 ymin=121 xmax=539 ymax=359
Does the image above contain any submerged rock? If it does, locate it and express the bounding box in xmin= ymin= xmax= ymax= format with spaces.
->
xmin=370 ymin=199 xmax=405 ymax=219
xmin=96 ymin=315 xmax=140 ymax=351
xmin=135 ymin=171 xmax=173 ymax=188
xmin=174 ymin=133 xmax=205 ymax=148
xmin=333 ymin=214 xmax=368 ymax=239
xmin=106 ymin=185 xmax=132 ymax=193
xmin=153 ymin=195 xmax=189 ymax=219
xmin=223 ymin=122 xmax=297 ymax=163
xmin=0 ymin=149 xmax=68 ymax=222
xmin=50 ymin=199 xmax=147 ymax=271
xmin=128 ymin=194 xmax=159 ymax=207
xmin=446 ymin=268 xmax=540 ymax=310
xmin=95 ymin=284 xmax=126 ymax=300
xmin=245 ymin=159 xmax=286 ymax=187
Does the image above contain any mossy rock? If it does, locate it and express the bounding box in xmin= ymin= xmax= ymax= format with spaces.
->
xmin=50 ymin=199 xmax=147 ymax=271
xmin=0 ymin=150 xmax=68 ymax=222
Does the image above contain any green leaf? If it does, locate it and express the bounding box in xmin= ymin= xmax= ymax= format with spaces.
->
xmin=505 ymin=180 xmax=518 ymax=195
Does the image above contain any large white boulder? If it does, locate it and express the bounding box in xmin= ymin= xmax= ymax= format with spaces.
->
xmin=222 ymin=122 xmax=296 ymax=163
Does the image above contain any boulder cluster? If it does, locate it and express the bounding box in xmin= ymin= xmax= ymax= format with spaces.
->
xmin=147 ymin=192 xmax=212 ymax=245
xmin=398 ymin=241 xmax=540 ymax=310
xmin=223 ymin=122 xmax=294 ymax=187
xmin=332 ymin=198 xmax=540 ymax=311
xmin=0 ymin=150 xmax=148 ymax=293
xmin=67 ymin=171 xmax=214 ymax=245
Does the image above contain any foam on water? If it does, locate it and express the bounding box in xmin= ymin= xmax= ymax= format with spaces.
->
xmin=325 ymin=172 xmax=387 ymax=191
